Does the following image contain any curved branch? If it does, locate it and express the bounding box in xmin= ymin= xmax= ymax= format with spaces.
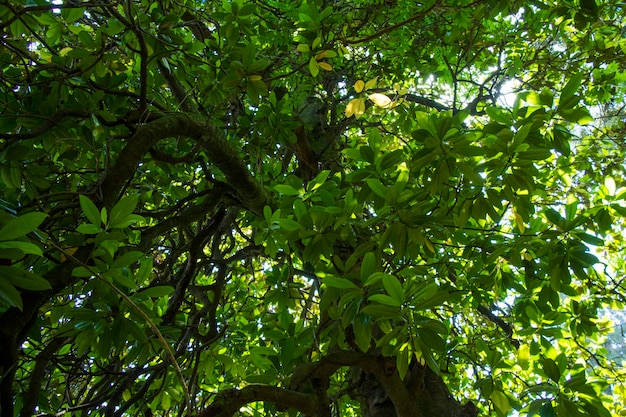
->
xmin=196 ymin=385 xmax=317 ymax=417
xmin=98 ymin=113 xmax=271 ymax=215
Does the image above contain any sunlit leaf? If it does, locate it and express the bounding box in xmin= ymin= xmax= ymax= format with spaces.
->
xmin=317 ymin=62 xmax=332 ymax=71
xmin=368 ymin=93 xmax=393 ymax=108
xmin=364 ymin=78 xmax=378 ymax=90
xmin=345 ymin=97 xmax=366 ymax=118
xmin=490 ymin=390 xmax=510 ymax=415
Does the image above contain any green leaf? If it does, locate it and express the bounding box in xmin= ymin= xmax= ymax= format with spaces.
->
xmin=490 ymin=390 xmax=510 ymax=415
xmin=360 ymin=304 xmax=402 ymax=319
xmin=544 ymin=209 xmax=564 ymax=227
xmin=72 ymin=267 xmax=93 ymax=278
xmin=108 ymin=270 xmax=137 ymax=289
xmin=360 ymin=146 xmax=375 ymax=163
xmin=278 ymin=218 xmax=302 ymax=231
xmin=309 ymin=170 xmax=331 ymax=189
xmin=397 ymin=346 xmax=410 ymax=380
xmin=80 ymin=194 xmax=101 ymax=227
xmin=136 ymin=286 xmax=175 ymax=298
xmin=0 ymin=278 xmax=23 ymax=310
xmin=108 ymin=195 xmax=138 ymax=229
xmin=77 ymin=224 xmax=102 ymax=235
xmin=0 ymin=266 xmax=51 ymax=290
xmin=0 ymin=241 xmax=42 ymax=256
xmin=111 ymin=251 xmax=144 ymax=270
xmin=382 ymin=274 xmax=404 ymax=304
xmin=274 ymin=184 xmax=301 ymax=196
xmin=366 ymin=178 xmax=386 ymax=199
xmin=368 ymin=294 xmax=403 ymax=307
xmin=323 ymin=276 xmax=359 ymax=290
xmin=539 ymin=402 xmax=555 ymax=417
xmin=0 ymin=212 xmax=47 ymax=241
xmin=542 ymin=357 xmax=561 ymax=382
xmin=309 ymin=57 xmax=319 ymax=77
xmin=560 ymin=73 xmax=583 ymax=103
xmin=293 ymin=199 xmax=308 ymax=221
xmin=360 ymin=252 xmax=376 ymax=281
xmin=559 ymin=107 xmax=593 ymax=124
xmin=353 ymin=314 xmax=372 ymax=352
xmin=62 ymin=7 xmax=85 ymax=23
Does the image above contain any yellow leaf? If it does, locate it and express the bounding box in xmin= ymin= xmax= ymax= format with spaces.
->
xmin=345 ymin=98 xmax=366 ymax=119
xmin=317 ymin=62 xmax=332 ymax=71
xmin=368 ymin=93 xmax=393 ymax=108
xmin=354 ymin=80 xmax=365 ymax=93
xmin=60 ymin=247 xmax=79 ymax=262
xmin=249 ymin=75 xmax=262 ymax=81
xmin=60 ymin=47 xmax=73 ymax=57
xmin=345 ymin=99 xmax=357 ymax=117
xmin=365 ymin=77 xmax=378 ymax=90
xmin=315 ymin=51 xmax=326 ymax=60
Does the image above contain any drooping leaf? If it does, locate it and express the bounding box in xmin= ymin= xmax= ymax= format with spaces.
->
xmin=0 ymin=212 xmax=47 ymax=241
xmin=0 ymin=278 xmax=23 ymax=310
xmin=0 ymin=266 xmax=50 ymax=291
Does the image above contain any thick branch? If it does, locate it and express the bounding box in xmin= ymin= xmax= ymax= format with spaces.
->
xmin=196 ymin=385 xmax=317 ymax=417
xmin=19 ymin=337 xmax=66 ymax=417
xmin=98 ymin=113 xmax=271 ymax=215
xmin=320 ymin=351 xmax=419 ymax=417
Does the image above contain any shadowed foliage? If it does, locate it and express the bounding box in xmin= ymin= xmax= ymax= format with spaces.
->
xmin=1 ymin=1 xmax=625 ymax=417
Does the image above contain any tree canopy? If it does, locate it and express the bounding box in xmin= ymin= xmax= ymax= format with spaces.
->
xmin=1 ymin=0 xmax=626 ymax=416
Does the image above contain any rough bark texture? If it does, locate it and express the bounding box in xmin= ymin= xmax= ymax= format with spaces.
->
xmin=203 ymin=350 xmax=479 ymax=417
xmin=353 ymin=363 xmax=478 ymax=417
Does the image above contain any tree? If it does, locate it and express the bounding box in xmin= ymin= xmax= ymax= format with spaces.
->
xmin=1 ymin=0 xmax=625 ymax=416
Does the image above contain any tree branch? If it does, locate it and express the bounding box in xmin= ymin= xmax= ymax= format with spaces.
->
xmin=342 ymin=3 xmax=437 ymax=45
xmin=97 ymin=113 xmax=271 ymax=215
xmin=0 ymin=109 xmax=91 ymax=141
xmin=196 ymin=385 xmax=317 ymax=417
